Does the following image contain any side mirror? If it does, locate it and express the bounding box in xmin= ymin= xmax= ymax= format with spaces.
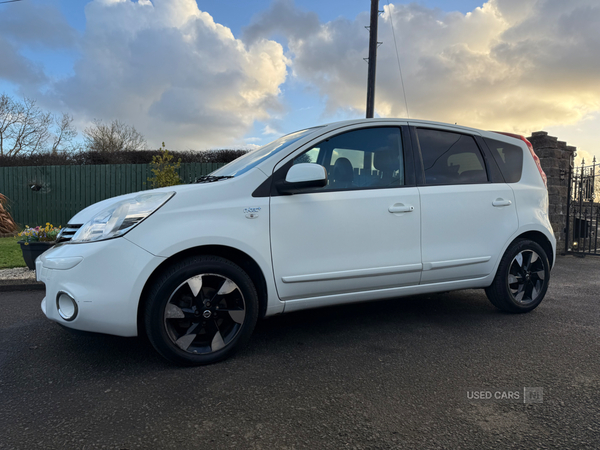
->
xmin=277 ymin=163 xmax=328 ymax=194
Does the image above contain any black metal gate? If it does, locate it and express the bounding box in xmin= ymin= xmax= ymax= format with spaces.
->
xmin=566 ymin=159 xmax=600 ymax=255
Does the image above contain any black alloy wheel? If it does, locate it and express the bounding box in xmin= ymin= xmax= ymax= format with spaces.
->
xmin=485 ymin=239 xmax=550 ymax=313
xmin=507 ymin=250 xmax=546 ymax=305
xmin=164 ymin=273 xmax=246 ymax=355
xmin=145 ymin=256 xmax=258 ymax=365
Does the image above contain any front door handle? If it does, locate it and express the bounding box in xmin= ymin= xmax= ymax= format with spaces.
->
xmin=492 ymin=198 xmax=512 ymax=207
xmin=389 ymin=203 xmax=414 ymax=213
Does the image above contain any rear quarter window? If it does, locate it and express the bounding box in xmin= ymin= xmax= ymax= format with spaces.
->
xmin=484 ymin=138 xmax=523 ymax=183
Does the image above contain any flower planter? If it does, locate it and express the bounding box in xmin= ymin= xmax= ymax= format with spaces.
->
xmin=18 ymin=241 xmax=55 ymax=270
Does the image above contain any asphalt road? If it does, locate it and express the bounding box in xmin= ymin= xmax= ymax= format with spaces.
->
xmin=1 ymin=256 xmax=599 ymax=449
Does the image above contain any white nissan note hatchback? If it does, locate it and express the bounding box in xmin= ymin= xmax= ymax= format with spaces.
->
xmin=38 ymin=119 xmax=555 ymax=365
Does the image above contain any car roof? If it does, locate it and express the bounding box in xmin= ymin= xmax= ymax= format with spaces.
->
xmin=314 ymin=118 xmax=483 ymax=134
xmin=311 ymin=118 xmax=523 ymax=145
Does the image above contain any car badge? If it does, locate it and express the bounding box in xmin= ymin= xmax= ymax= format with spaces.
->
xmin=244 ymin=207 xmax=261 ymax=219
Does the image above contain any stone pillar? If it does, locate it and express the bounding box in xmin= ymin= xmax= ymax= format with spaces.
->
xmin=527 ymin=131 xmax=576 ymax=253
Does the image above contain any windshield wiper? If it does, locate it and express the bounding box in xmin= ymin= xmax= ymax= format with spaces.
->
xmin=194 ymin=175 xmax=234 ymax=184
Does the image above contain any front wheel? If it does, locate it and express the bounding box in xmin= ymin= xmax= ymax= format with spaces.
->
xmin=144 ymin=256 xmax=259 ymax=365
xmin=485 ymin=239 xmax=550 ymax=313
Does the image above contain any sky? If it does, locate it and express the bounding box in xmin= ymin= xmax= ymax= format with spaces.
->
xmin=0 ymin=0 xmax=598 ymax=163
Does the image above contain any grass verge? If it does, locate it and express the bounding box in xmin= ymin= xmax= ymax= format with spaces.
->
xmin=0 ymin=236 xmax=27 ymax=269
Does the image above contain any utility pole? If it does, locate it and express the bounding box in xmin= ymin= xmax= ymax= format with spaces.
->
xmin=365 ymin=0 xmax=380 ymax=118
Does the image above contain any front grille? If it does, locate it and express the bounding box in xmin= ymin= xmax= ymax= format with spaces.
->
xmin=56 ymin=224 xmax=83 ymax=243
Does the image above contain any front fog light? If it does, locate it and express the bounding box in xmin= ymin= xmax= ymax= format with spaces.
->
xmin=57 ymin=292 xmax=78 ymax=321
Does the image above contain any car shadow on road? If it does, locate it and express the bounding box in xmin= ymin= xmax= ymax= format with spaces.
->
xmin=254 ymin=289 xmax=505 ymax=337
xmin=39 ymin=289 xmax=540 ymax=372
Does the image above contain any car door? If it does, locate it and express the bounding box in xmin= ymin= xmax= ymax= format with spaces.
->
xmin=412 ymin=125 xmax=519 ymax=284
xmin=269 ymin=125 xmax=422 ymax=302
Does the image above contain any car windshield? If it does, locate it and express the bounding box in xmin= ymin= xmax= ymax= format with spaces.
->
xmin=211 ymin=127 xmax=322 ymax=177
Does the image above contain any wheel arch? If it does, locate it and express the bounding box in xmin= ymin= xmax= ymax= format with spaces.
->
xmin=137 ymin=245 xmax=269 ymax=336
xmin=485 ymin=230 xmax=553 ymax=313
xmin=513 ymin=230 xmax=555 ymax=268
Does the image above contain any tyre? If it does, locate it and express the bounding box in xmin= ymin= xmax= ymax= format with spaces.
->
xmin=144 ymin=256 xmax=259 ymax=365
xmin=485 ymin=239 xmax=550 ymax=313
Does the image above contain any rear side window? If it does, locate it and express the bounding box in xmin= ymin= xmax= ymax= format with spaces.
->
xmin=416 ymin=129 xmax=488 ymax=185
xmin=483 ymin=138 xmax=523 ymax=183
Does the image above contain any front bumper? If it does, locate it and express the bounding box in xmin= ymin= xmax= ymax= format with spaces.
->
xmin=37 ymin=238 xmax=165 ymax=337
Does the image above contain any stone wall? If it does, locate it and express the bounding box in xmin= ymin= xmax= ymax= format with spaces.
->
xmin=527 ymin=131 xmax=576 ymax=253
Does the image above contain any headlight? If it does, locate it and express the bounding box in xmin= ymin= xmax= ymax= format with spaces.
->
xmin=71 ymin=192 xmax=175 ymax=243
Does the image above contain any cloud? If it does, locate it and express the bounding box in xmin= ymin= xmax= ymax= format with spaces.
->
xmin=3 ymin=0 xmax=600 ymax=150
xmin=44 ymin=0 xmax=288 ymax=149
xmin=0 ymin=1 xmax=77 ymax=91
xmin=0 ymin=36 xmax=47 ymax=87
xmin=246 ymin=0 xmax=600 ymax=136
xmin=262 ymin=125 xmax=279 ymax=135
xmin=243 ymin=0 xmax=320 ymax=45
xmin=0 ymin=2 xmax=77 ymax=49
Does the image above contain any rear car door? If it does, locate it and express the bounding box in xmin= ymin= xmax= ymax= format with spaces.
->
xmin=411 ymin=125 xmax=519 ymax=284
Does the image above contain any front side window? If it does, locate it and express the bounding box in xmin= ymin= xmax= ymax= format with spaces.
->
xmin=417 ymin=128 xmax=488 ymax=185
xmin=292 ymin=127 xmax=404 ymax=190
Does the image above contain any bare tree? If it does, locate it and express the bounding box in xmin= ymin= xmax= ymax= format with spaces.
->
xmin=83 ymin=119 xmax=146 ymax=152
xmin=0 ymin=94 xmax=78 ymax=157
xmin=50 ymin=113 xmax=78 ymax=154
xmin=0 ymin=94 xmax=51 ymax=157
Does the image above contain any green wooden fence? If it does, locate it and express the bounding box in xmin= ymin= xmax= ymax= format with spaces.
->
xmin=0 ymin=163 xmax=224 ymax=228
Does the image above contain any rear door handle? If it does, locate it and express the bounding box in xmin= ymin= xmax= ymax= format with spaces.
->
xmin=389 ymin=203 xmax=414 ymax=213
xmin=492 ymin=198 xmax=512 ymax=207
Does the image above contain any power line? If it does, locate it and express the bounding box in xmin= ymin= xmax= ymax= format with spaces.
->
xmin=0 ymin=0 xmax=23 ymax=4
xmin=386 ymin=1 xmax=410 ymax=118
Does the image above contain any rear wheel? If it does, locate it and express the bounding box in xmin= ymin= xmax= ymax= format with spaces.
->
xmin=485 ymin=239 xmax=550 ymax=313
xmin=145 ymin=256 xmax=258 ymax=365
